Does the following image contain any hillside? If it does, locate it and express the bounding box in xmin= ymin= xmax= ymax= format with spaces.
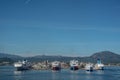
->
xmin=90 ymin=51 xmax=120 ymax=63
xmin=0 ymin=51 xmax=120 ymax=64
xmin=26 ymin=55 xmax=75 ymax=62
xmin=0 ymin=53 xmax=24 ymax=61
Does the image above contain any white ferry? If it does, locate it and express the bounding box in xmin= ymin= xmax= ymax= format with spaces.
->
xmin=51 ymin=61 xmax=61 ymax=71
xmin=70 ymin=60 xmax=79 ymax=70
xmin=85 ymin=63 xmax=93 ymax=71
xmin=14 ymin=60 xmax=31 ymax=71
xmin=94 ymin=59 xmax=104 ymax=70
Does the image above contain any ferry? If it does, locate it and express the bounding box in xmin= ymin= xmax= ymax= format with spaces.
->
xmin=51 ymin=61 xmax=61 ymax=71
xmin=85 ymin=63 xmax=93 ymax=71
xmin=94 ymin=59 xmax=104 ymax=70
xmin=14 ymin=60 xmax=32 ymax=71
xmin=70 ymin=60 xmax=79 ymax=70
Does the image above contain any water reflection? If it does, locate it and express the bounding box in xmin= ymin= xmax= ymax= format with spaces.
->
xmin=52 ymin=72 xmax=57 ymax=80
xmin=85 ymin=70 xmax=93 ymax=74
xmin=70 ymin=70 xmax=79 ymax=80
xmin=52 ymin=71 xmax=61 ymax=80
xmin=14 ymin=71 xmax=22 ymax=75
xmin=14 ymin=71 xmax=23 ymax=80
xmin=70 ymin=70 xmax=79 ymax=73
xmin=52 ymin=70 xmax=61 ymax=73
xmin=96 ymin=70 xmax=104 ymax=74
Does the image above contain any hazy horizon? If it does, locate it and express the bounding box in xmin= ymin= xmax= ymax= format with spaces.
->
xmin=1 ymin=50 xmax=119 ymax=57
xmin=0 ymin=0 xmax=120 ymax=56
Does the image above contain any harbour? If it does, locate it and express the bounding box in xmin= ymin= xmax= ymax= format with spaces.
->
xmin=11 ymin=58 xmax=120 ymax=72
xmin=1 ymin=0 xmax=120 ymax=80
xmin=13 ymin=59 xmax=104 ymax=71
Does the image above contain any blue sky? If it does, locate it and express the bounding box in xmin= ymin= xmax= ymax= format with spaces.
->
xmin=0 ymin=0 xmax=120 ymax=56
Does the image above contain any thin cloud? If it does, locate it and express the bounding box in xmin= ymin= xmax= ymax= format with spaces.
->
xmin=51 ymin=26 xmax=120 ymax=33
xmin=25 ymin=0 xmax=31 ymax=4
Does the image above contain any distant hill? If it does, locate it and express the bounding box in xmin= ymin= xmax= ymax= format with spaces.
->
xmin=0 ymin=53 xmax=24 ymax=61
xmin=90 ymin=51 xmax=120 ymax=63
xmin=26 ymin=51 xmax=120 ymax=64
xmin=0 ymin=51 xmax=120 ymax=64
xmin=26 ymin=55 xmax=75 ymax=62
xmin=0 ymin=57 xmax=14 ymax=64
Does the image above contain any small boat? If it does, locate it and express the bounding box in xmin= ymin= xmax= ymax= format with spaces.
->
xmin=70 ymin=60 xmax=79 ymax=71
xmin=51 ymin=61 xmax=61 ymax=71
xmin=14 ymin=60 xmax=32 ymax=71
xmin=94 ymin=59 xmax=104 ymax=70
xmin=85 ymin=63 xmax=93 ymax=71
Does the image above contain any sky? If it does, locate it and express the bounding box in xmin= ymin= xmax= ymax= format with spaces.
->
xmin=0 ymin=0 xmax=120 ymax=57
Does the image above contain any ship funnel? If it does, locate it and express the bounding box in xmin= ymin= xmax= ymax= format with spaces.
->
xmin=97 ymin=59 xmax=101 ymax=64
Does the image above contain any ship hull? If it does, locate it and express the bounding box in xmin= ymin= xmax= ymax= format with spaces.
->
xmin=85 ymin=64 xmax=93 ymax=72
xmin=52 ymin=67 xmax=61 ymax=71
xmin=16 ymin=67 xmax=30 ymax=71
xmin=97 ymin=67 xmax=104 ymax=70
xmin=86 ymin=67 xmax=93 ymax=71
xmin=70 ymin=66 xmax=79 ymax=71
xmin=101 ymin=67 xmax=104 ymax=70
xmin=95 ymin=64 xmax=104 ymax=70
xmin=14 ymin=60 xmax=31 ymax=71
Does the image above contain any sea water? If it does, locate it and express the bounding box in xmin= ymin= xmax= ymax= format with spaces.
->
xmin=0 ymin=66 xmax=120 ymax=80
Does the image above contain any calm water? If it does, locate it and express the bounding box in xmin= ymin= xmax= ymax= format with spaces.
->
xmin=0 ymin=66 xmax=120 ymax=80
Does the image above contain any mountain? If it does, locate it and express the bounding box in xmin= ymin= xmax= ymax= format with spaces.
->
xmin=90 ymin=51 xmax=120 ymax=63
xmin=27 ymin=51 xmax=120 ymax=63
xmin=26 ymin=55 xmax=75 ymax=62
xmin=0 ymin=51 xmax=120 ymax=64
xmin=0 ymin=57 xmax=14 ymax=64
xmin=0 ymin=53 xmax=24 ymax=61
